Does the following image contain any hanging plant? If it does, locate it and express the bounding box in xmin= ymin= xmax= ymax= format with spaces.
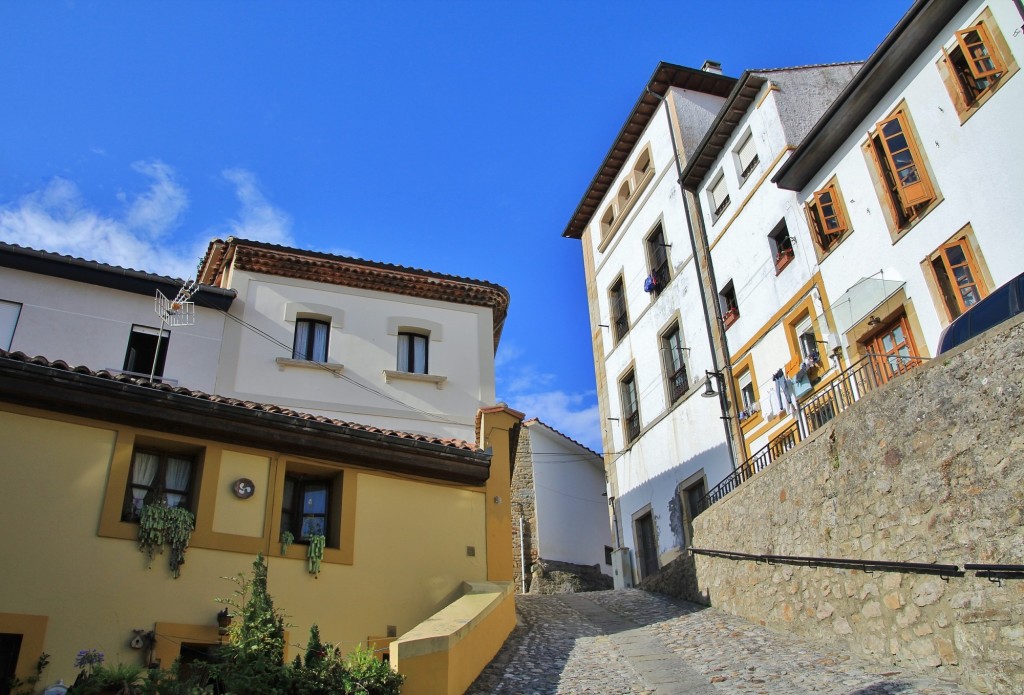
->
xmin=138 ymin=500 xmax=195 ymax=578
xmin=280 ymin=530 xmax=294 ymax=556
xmin=307 ymin=533 xmax=325 ymax=577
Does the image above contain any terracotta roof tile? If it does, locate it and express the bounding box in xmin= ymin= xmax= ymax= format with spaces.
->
xmin=0 ymin=349 xmax=480 ymax=453
xmin=198 ymin=237 xmax=510 ymax=349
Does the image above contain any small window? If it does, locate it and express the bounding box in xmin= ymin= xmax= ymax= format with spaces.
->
xmin=719 ymin=282 xmax=739 ymax=328
xmin=600 ymin=207 xmax=616 ymax=238
xmin=795 ymin=315 xmax=821 ymax=364
xmin=123 ymin=449 xmax=196 ymax=522
xmin=281 ymin=474 xmax=333 ymax=544
xmin=0 ymin=299 xmax=22 ymax=351
xmin=768 ymin=220 xmax=794 ymax=273
xmin=646 ymin=225 xmax=670 ymax=294
xmin=293 ymin=318 xmax=329 ymax=362
xmin=634 ymin=149 xmax=652 ymax=180
xmin=735 ymin=130 xmax=759 ymax=181
xmin=943 ymin=19 xmax=1008 ymax=111
xmin=124 ymin=325 xmax=170 ymax=379
xmin=738 ymin=370 xmax=756 ymax=412
xmin=709 ymin=173 xmax=730 ymax=219
xmin=604 ymin=545 xmax=613 ymax=565
xmin=617 ymin=180 xmax=633 ymax=209
xmin=620 ymin=371 xmax=640 ymax=444
xmin=865 ymin=108 xmax=935 ymax=231
xmin=662 ymin=323 xmax=688 ymax=404
xmin=930 ymin=238 xmax=988 ymax=319
xmin=609 ymin=278 xmax=629 ymax=341
xmin=806 ymin=182 xmax=850 ymax=254
xmin=397 ymin=332 xmax=428 ymax=374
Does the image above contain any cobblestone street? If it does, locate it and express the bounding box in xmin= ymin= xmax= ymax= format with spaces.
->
xmin=466 ymin=590 xmax=970 ymax=695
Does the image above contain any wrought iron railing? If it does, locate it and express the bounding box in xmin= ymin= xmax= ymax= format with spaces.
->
xmin=694 ymin=352 xmax=927 ymax=516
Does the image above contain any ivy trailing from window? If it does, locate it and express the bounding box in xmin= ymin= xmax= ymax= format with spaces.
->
xmin=138 ymin=500 xmax=195 ymax=578
xmin=307 ymin=533 xmax=326 ymax=576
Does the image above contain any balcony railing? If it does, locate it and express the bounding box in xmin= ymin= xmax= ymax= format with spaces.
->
xmin=694 ymin=352 xmax=927 ymax=516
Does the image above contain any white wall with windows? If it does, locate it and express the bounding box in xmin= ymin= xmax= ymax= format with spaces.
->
xmin=586 ymin=85 xmax=735 ymax=583
xmin=0 ymin=267 xmax=226 ymax=390
xmin=213 ymin=269 xmax=496 ymax=442
xmin=793 ymin=0 xmax=1024 ymax=359
xmin=526 ymin=421 xmax=613 ymax=576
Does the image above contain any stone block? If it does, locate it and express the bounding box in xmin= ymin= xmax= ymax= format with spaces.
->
xmin=883 ymin=592 xmax=903 ymax=611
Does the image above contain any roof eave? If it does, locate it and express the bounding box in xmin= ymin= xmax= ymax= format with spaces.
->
xmin=773 ymin=0 xmax=963 ymax=191
xmin=562 ymin=62 xmax=737 ymax=240
xmin=0 ymin=357 xmax=491 ymax=485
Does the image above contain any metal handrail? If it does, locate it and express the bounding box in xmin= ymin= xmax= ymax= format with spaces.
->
xmin=695 ymin=352 xmax=929 ymax=516
xmin=690 ymin=548 xmax=1024 ymax=580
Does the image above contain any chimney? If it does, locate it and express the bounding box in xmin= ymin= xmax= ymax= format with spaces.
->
xmin=701 ymin=60 xmax=723 ymax=75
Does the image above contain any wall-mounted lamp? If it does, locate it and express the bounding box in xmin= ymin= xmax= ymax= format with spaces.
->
xmin=702 ymin=370 xmax=726 ymax=398
xmin=867 ymin=315 xmax=882 ymax=327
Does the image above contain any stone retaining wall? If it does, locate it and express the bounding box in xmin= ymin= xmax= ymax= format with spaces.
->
xmin=689 ymin=316 xmax=1024 ymax=694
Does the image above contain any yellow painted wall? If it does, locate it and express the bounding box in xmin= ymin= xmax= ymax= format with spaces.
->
xmin=0 ymin=406 xmax=489 ymax=685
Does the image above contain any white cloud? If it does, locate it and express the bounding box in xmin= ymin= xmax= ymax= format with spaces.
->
xmin=221 ymin=168 xmax=293 ymax=246
xmin=0 ymin=163 xmax=196 ymax=279
xmin=496 ymin=342 xmax=601 ymax=452
xmin=125 ymin=160 xmax=188 ymax=236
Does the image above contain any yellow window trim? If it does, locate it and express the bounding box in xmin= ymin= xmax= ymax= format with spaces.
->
xmin=0 ymin=613 xmax=48 ymax=685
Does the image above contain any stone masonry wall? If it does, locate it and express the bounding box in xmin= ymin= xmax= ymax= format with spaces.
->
xmin=511 ymin=428 xmax=538 ymax=593
xmin=690 ymin=316 xmax=1024 ymax=694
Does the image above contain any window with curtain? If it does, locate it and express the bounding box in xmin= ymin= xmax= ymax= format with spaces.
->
xmin=281 ymin=474 xmax=333 ymax=544
xmin=122 ymin=449 xmax=195 ymax=521
xmin=397 ymin=332 xmax=428 ymax=374
xmin=293 ymin=318 xmax=330 ymax=362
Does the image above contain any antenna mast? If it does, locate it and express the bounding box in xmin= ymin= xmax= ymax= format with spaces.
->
xmin=151 ymin=280 xmax=199 ymax=382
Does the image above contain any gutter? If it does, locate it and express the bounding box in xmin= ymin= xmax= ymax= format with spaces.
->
xmin=0 ymin=356 xmax=491 ymax=485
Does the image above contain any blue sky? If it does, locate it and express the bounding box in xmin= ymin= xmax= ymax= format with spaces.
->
xmin=0 ymin=1 xmax=911 ymax=451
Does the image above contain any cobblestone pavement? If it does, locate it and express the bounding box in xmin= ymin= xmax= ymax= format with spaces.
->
xmin=466 ymin=590 xmax=971 ymax=695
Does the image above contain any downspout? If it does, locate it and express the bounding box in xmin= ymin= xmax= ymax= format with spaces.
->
xmin=649 ymin=86 xmax=737 ymax=471
xmin=512 ymin=501 xmax=528 ymax=592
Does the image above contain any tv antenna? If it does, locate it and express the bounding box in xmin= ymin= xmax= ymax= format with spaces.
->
xmin=150 ymin=280 xmax=199 ymax=382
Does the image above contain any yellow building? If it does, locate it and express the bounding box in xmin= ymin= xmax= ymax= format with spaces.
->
xmin=0 ymin=349 xmax=519 ymax=694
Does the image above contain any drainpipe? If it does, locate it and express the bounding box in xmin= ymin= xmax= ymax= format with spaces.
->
xmin=648 ymin=87 xmax=738 ymax=472
xmin=512 ymin=501 xmax=528 ymax=592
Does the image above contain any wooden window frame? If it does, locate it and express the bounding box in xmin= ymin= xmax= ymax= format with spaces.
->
xmin=719 ymin=282 xmax=739 ymax=329
xmin=938 ymin=10 xmax=1017 ymax=120
xmin=609 ymin=276 xmax=629 ymax=342
xmin=863 ymin=105 xmax=938 ymax=238
xmin=645 ymin=224 xmax=671 ymax=295
xmin=619 ymin=370 xmax=640 ymax=444
xmin=925 ymin=229 xmax=991 ymax=322
xmin=805 ymin=179 xmax=852 ymax=259
xmin=122 ymin=448 xmax=197 ymax=522
xmin=292 ymin=317 xmax=330 ymax=362
xmin=397 ymin=331 xmax=429 ymax=374
xmin=271 ymin=459 xmax=355 ymax=566
xmin=281 ymin=473 xmax=334 ymax=545
xmin=661 ymin=322 xmax=688 ymax=404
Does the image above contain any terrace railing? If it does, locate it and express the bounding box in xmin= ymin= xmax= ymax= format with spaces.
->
xmin=694 ymin=352 xmax=926 ymax=516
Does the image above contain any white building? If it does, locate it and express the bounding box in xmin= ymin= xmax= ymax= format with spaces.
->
xmin=680 ymin=64 xmax=862 ymax=462
xmin=197 ymin=237 xmax=508 ymax=443
xmin=0 ymin=241 xmax=233 ymax=391
xmin=774 ymin=0 xmax=1024 ymax=365
xmin=511 ymin=419 xmax=613 ymax=591
xmin=562 ymin=63 xmax=739 ymax=586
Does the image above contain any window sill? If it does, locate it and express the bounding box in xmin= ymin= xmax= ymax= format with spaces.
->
xmin=275 ymin=357 xmax=344 ymax=377
xmin=383 ymin=369 xmax=447 ymax=389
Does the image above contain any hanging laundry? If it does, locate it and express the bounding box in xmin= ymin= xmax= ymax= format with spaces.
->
xmin=644 ymin=275 xmax=658 ymax=293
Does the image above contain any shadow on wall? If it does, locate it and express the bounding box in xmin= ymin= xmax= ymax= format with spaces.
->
xmin=616 ymin=442 xmax=731 ymax=560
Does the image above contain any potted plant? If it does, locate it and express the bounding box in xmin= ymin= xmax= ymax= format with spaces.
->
xmin=138 ymin=500 xmax=194 ymax=578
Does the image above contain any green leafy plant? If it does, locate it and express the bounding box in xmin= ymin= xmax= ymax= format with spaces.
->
xmin=8 ymin=651 xmax=49 ymax=695
xmin=138 ymin=500 xmax=195 ymax=578
xmin=280 ymin=530 xmax=294 ymax=555
xmin=74 ymin=663 xmax=146 ymax=695
xmin=346 ymin=643 xmax=404 ymax=695
xmin=306 ymin=534 xmax=325 ymax=576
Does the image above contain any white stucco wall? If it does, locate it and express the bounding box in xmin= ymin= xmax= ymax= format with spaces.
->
xmin=801 ymin=0 xmax=1024 ymax=357
xmin=214 ymin=269 xmax=496 ymax=442
xmin=0 ymin=266 xmax=226 ymax=391
xmin=528 ymin=423 xmax=612 ymax=574
xmin=586 ymin=87 xmax=735 ymax=577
